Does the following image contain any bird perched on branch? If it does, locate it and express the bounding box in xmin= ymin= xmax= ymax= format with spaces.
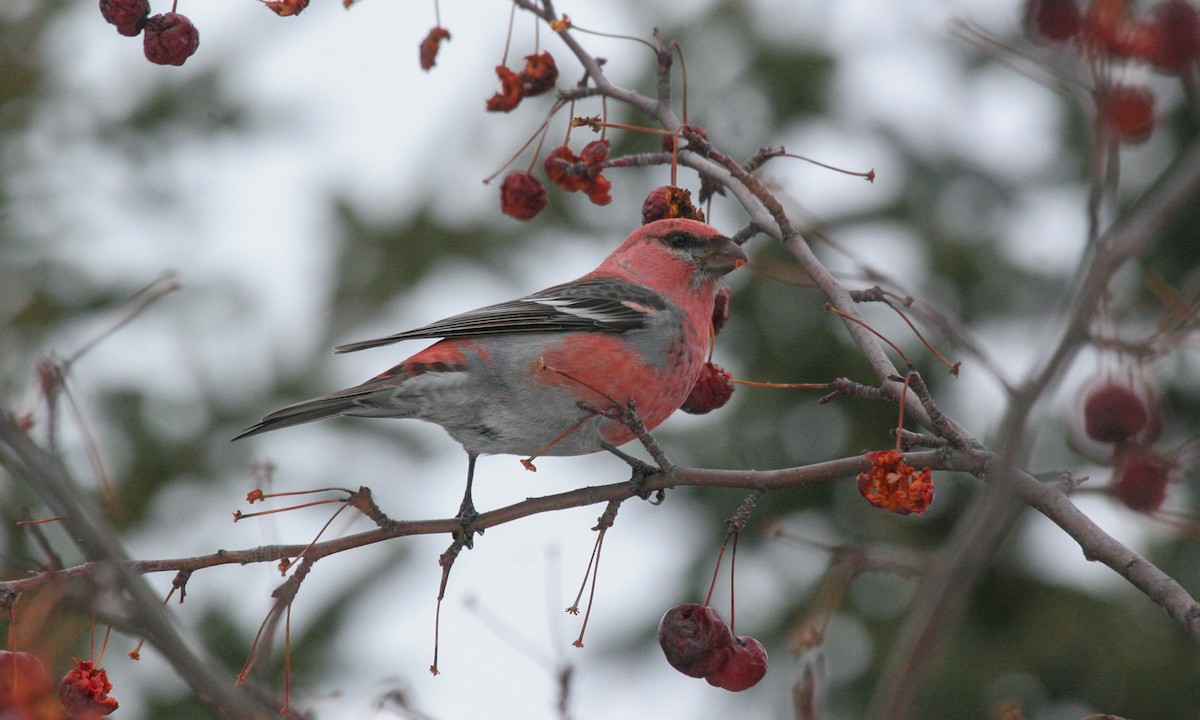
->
xmin=235 ymin=218 xmax=746 ymax=522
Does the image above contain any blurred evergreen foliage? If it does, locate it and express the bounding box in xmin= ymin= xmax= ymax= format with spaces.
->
xmin=1 ymin=0 xmax=1198 ymax=718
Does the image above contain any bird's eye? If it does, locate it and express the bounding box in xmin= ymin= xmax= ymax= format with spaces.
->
xmin=668 ymin=233 xmax=690 ymax=249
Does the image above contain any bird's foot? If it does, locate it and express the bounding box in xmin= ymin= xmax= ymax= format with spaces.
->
xmin=454 ymin=497 xmax=483 ymax=549
xmin=599 ymin=441 xmax=668 ymax=502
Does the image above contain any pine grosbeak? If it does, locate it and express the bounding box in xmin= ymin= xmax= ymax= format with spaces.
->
xmin=235 ymin=218 xmax=746 ymax=517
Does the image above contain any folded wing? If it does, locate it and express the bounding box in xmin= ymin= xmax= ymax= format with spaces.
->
xmin=334 ymin=278 xmax=667 ymax=353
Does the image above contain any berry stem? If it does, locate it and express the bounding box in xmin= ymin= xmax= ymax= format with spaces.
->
xmin=728 ymin=532 xmax=739 ymax=634
xmin=881 ymin=298 xmax=960 ymax=376
xmin=558 ymin=21 xmax=657 ymax=53
xmin=703 ymin=535 xmax=730 ymax=607
xmin=232 ymin=497 xmax=346 ymax=522
xmin=730 ymin=378 xmax=828 ymax=390
xmin=248 ymin=486 xmax=356 ymax=502
xmin=782 ymin=152 xmax=875 ymax=182
xmin=283 ymin=603 xmax=292 ymax=716
xmin=570 ymin=528 xmax=604 ymax=648
xmin=824 ymin=304 xmax=914 ymax=369
xmin=281 ymin=501 xmax=352 ymax=573
xmin=501 ymin=2 xmax=516 ymax=66
xmin=672 ymin=41 xmax=690 ymax=125
xmin=14 ymin=516 xmax=65 ymax=525
xmin=532 ymin=3 xmax=539 ymax=53
xmin=482 ymin=100 xmax=567 ymax=184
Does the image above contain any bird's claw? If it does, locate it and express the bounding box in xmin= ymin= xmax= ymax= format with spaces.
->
xmin=627 ymin=458 xmax=664 ymax=501
xmin=454 ymin=500 xmax=483 ymax=549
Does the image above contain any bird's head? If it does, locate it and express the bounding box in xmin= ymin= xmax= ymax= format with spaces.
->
xmin=599 ymin=218 xmax=747 ymax=289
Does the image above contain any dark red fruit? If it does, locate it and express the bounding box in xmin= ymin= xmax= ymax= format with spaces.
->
xmin=544 ymin=145 xmax=584 ymax=192
xmin=0 ymin=650 xmax=52 ymax=707
xmin=1113 ymin=22 xmax=1164 ymax=59
xmin=641 ymin=185 xmax=704 ymax=223
xmin=1082 ymin=0 xmax=1129 ymax=50
xmin=583 ymin=173 xmax=612 ymax=206
xmin=1097 ymin=85 xmax=1155 ymax=143
xmin=419 ymin=26 xmax=451 ymax=70
xmin=641 ymin=186 xmax=671 ymax=224
xmin=658 ymin=603 xmax=734 ymax=678
xmin=579 ymin=139 xmax=610 ymax=166
xmin=1111 ymin=445 xmax=1171 ymax=512
xmin=499 ymin=172 xmax=548 ymax=221
xmin=1027 ymin=0 xmax=1082 ymax=42
xmin=680 ymin=362 xmax=734 ymax=415
xmin=519 ymin=52 xmax=558 ymax=96
xmin=712 ymin=287 xmax=732 ymax=336
xmin=486 ymin=65 xmax=524 ymax=112
xmin=705 ymin=635 xmax=768 ymax=692
xmin=1147 ymin=0 xmax=1200 ymax=73
xmin=143 ymin=12 xmax=199 ymax=66
xmin=99 ymin=0 xmax=149 ymax=36
xmin=1083 ymin=380 xmax=1151 ymax=443
xmin=264 ymin=0 xmax=310 ymax=16
xmin=59 ymin=659 xmax=118 ymax=717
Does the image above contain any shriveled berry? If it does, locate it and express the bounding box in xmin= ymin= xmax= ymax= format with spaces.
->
xmin=99 ymin=0 xmax=149 ymax=36
xmin=1111 ymin=446 xmax=1171 ymax=512
xmin=583 ymin=173 xmax=612 ymax=206
xmin=642 ymin=186 xmax=671 ymax=224
xmin=1083 ymin=380 xmax=1151 ymax=443
xmin=1027 ymin=0 xmax=1082 ymax=42
xmin=857 ymin=449 xmax=936 ymax=516
xmin=0 ymin=650 xmax=52 ymax=707
xmin=1097 ymin=85 xmax=1155 ymax=143
xmin=419 ymin=27 xmax=451 ymax=71
xmin=59 ymin=659 xmax=118 ymax=717
xmin=143 ymin=13 xmax=199 ymax=66
xmin=1146 ymin=0 xmax=1200 ymax=73
xmin=486 ymin=66 xmax=524 ymax=112
xmin=705 ymin=635 xmax=768 ymax=692
xmin=641 ymin=185 xmax=704 ymax=223
xmin=658 ymin=604 xmax=734 ymax=678
xmin=680 ymin=362 xmax=734 ymax=415
xmin=712 ymin=287 xmax=732 ymax=336
xmin=579 ymin=139 xmax=610 ymax=166
xmin=544 ymin=145 xmax=585 ymax=191
xmin=499 ymin=172 xmax=548 ymax=221
xmin=264 ymin=0 xmax=309 ymax=16
xmin=519 ymin=52 xmax=558 ymax=96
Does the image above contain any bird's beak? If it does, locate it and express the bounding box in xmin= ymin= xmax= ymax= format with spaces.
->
xmin=701 ymin=236 xmax=748 ymax=275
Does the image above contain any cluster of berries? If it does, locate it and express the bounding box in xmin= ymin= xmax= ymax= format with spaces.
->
xmin=499 ymin=138 xmax=613 ymax=221
xmin=1080 ymin=376 xmax=1173 ymax=513
xmin=0 ymin=651 xmax=118 ymax=718
xmin=1027 ymin=0 xmax=1200 ymax=142
xmin=657 ymin=604 xmax=768 ymax=691
xmin=98 ymin=0 xmax=199 ymax=66
xmin=486 ymin=52 xmax=560 ymax=113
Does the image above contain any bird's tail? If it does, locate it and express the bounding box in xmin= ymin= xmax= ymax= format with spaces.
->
xmin=232 ymin=390 xmax=374 ymax=440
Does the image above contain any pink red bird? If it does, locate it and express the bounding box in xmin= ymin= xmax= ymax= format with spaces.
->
xmin=236 ymin=218 xmax=746 ymax=520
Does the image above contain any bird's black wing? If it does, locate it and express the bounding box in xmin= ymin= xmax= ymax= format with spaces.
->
xmin=334 ymin=278 xmax=667 ymax=353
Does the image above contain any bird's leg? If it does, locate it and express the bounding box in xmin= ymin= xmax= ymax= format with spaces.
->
xmin=455 ymin=452 xmax=482 ymax=547
xmin=600 ymin=442 xmax=665 ymax=502
xmin=580 ymin=398 xmax=675 ymax=474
